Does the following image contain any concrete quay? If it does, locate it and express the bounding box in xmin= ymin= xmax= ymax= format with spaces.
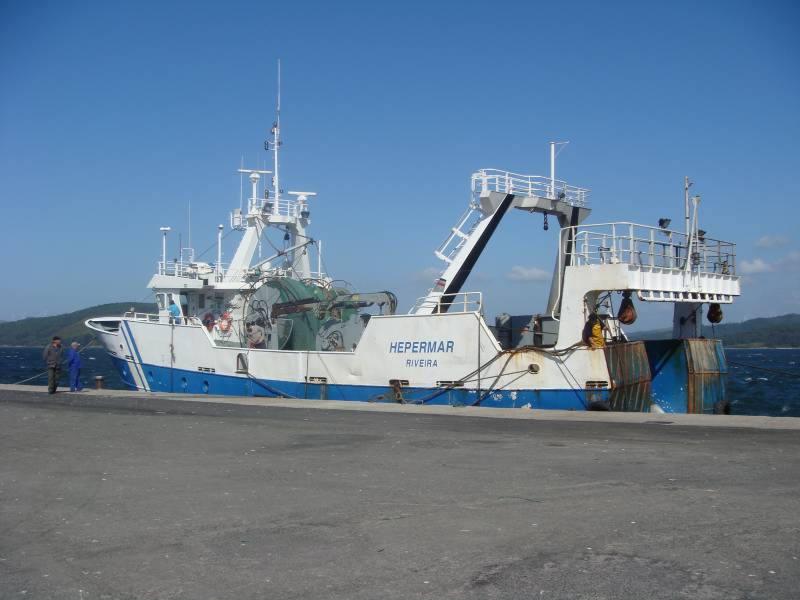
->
xmin=1 ymin=384 xmax=798 ymax=599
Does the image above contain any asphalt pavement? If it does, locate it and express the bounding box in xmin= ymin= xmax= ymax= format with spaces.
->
xmin=1 ymin=387 xmax=798 ymax=599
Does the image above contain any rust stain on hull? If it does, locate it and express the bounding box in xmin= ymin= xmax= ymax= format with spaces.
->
xmin=604 ymin=341 xmax=652 ymax=412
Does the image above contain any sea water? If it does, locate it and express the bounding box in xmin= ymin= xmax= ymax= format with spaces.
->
xmin=0 ymin=347 xmax=128 ymax=391
xmin=1 ymin=346 xmax=798 ymax=417
xmin=725 ymin=348 xmax=800 ymax=417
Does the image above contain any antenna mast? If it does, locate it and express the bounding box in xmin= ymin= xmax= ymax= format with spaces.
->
xmin=549 ymin=141 xmax=569 ymax=199
xmin=272 ymin=59 xmax=282 ymax=206
xmin=239 ymin=156 xmax=244 ymax=212
xmin=188 ymin=199 xmax=193 ymax=261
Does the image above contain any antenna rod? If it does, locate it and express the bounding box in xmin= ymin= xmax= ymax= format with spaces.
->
xmin=239 ymin=156 xmax=244 ymax=212
xmin=549 ymin=141 xmax=569 ymax=199
xmin=188 ymin=200 xmax=192 ymax=260
xmin=684 ymin=176 xmax=692 ymax=237
xmin=216 ymin=224 xmax=223 ymax=279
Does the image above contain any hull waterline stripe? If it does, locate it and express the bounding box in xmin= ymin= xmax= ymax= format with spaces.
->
xmin=116 ymin=324 xmax=137 ymax=388
xmin=118 ymin=323 xmax=144 ymax=390
xmin=121 ymin=321 xmax=148 ymax=391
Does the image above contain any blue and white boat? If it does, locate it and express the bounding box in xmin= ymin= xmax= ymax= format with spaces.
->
xmin=87 ymin=86 xmax=741 ymax=414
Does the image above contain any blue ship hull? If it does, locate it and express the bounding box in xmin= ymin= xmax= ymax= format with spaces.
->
xmin=110 ymin=356 xmax=604 ymax=410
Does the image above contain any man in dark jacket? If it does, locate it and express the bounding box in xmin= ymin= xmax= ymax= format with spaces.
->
xmin=42 ymin=336 xmax=64 ymax=394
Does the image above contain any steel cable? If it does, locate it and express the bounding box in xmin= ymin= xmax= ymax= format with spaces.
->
xmin=12 ymin=336 xmax=99 ymax=385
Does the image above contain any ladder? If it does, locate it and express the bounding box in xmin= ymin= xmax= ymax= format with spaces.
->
xmin=413 ymin=192 xmax=515 ymax=314
xmin=433 ymin=204 xmax=485 ymax=265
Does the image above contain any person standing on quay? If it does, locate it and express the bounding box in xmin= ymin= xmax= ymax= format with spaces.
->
xmin=67 ymin=341 xmax=83 ymax=392
xmin=42 ymin=336 xmax=64 ymax=394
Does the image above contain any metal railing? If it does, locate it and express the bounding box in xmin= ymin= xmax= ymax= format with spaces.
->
xmin=157 ymin=260 xmax=228 ymax=281
xmin=564 ymin=222 xmax=737 ymax=275
xmin=124 ymin=312 xmax=204 ymax=326
xmin=269 ymin=198 xmax=299 ymax=217
xmin=241 ymin=197 xmax=306 ymax=220
xmin=434 ymin=204 xmax=483 ymax=263
xmin=471 ymin=169 xmax=590 ymax=207
xmin=409 ymin=291 xmax=483 ymax=314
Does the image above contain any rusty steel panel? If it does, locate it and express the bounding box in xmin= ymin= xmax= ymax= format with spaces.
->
xmin=685 ymin=339 xmax=727 ymax=414
xmin=603 ymin=342 xmax=653 ymax=412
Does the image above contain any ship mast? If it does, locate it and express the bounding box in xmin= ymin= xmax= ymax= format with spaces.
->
xmin=271 ymin=59 xmax=281 ymax=211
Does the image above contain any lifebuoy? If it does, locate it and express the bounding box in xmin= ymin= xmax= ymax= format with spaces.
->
xmin=202 ymin=312 xmax=215 ymax=332
xmin=218 ymin=312 xmax=232 ymax=333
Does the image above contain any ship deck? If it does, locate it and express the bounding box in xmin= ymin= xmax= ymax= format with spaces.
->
xmin=1 ymin=385 xmax=798 ymax=599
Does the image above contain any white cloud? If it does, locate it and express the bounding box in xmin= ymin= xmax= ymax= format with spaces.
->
xmin=505 ymin=265 xmax=551 ymax=282
xmin=783 ymin=250 xmax=800 ymax=263
xmin=774 ymin=250 xmax=800 ymax=273
xmin=739 ymin=258 xmax=773 ymax=275
xmin=755 ymin=235 xmax=789 ymax=249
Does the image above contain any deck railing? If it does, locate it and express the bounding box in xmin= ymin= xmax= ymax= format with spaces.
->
xmin=563 ymin=222 xmax=736 ymax=275
xmin=157 ymin=260 xmax=229 ymax=281
xmin=471 ymin=169 xmax=590 ymax=207
xmin=124 ymin=312 xmax=204 ymax=326
xmin=239 ymin=196 xmax=306 ymax=221
xmin=409 ymin=291 xmax=483 ymax=314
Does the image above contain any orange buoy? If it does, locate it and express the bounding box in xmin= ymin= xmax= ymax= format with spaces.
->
xmin=218 ymin=311 xmax=232 ymax=333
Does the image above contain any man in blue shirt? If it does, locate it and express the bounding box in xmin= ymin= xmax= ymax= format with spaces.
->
xmin=168 ymin=299 xmax=182 ymax=325
xmin=67 ymin=341 xmax=83 ymax=391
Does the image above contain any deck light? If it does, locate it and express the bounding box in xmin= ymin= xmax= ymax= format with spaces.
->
xmin=658 ymin=218 xmax=671 ymax=229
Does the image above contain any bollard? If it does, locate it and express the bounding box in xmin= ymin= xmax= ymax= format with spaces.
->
xmin=94 ymin=376 xmax=104 ymax=390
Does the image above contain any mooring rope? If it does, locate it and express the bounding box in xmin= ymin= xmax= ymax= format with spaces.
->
xmin=727 ymin=359 xmax=800 ymax=379
xmin=11 ymin=337 xmax=98 ymax=385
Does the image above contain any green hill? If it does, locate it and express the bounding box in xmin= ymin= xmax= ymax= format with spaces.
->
xmin=0 ymin=302 xmax=157 ymax=347
xmin=2 ymin=304 xmax=798 ymax=349
xmin=628 ymin=313 xmax=800 ymax=348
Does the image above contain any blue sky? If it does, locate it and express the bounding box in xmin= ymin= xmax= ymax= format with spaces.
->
xmin=1 ymin=0 xmax=798 ymax=327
